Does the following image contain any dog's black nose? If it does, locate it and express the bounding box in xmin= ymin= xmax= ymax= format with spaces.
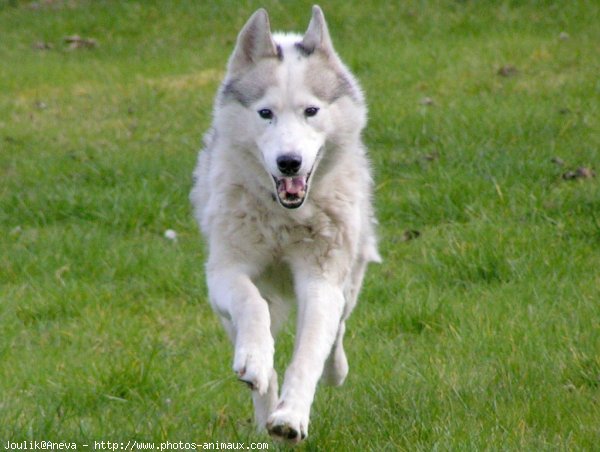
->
xmin=277 ymin=154 xmax=302 ymax=175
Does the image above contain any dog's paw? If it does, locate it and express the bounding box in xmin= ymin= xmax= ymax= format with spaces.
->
xmin=266 ymin=405 xmax=308 ymax=444
xmin=233 ymin=342 xmax=273 ymax=396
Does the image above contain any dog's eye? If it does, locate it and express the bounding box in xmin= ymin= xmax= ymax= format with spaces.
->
xmin=258 ymin=109 xmax=274 ymax=120
xmin=304 ymin=107 xmax=319 ymax=117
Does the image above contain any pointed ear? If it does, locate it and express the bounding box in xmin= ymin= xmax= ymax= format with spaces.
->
xmin=299 ymin=5 xmax=334 ymax=56
xmin=229 ymin=9 xmax=278 ymax=73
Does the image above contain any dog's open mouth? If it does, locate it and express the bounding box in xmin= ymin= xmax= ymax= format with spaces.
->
xmin=273 ymin=174 xmax=310 ymax=209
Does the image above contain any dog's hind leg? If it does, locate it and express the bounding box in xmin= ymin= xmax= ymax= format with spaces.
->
xmin=322 ymin=257 xmax=368 ymax=386
xmin=252 ymin=369 xmax=278 ymax=430
xmin=321 ymin=321 xmax=349 ymax=386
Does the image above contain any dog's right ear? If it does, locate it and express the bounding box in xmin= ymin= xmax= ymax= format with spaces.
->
xmin=229 ymin=9 xmax=278 ymax=74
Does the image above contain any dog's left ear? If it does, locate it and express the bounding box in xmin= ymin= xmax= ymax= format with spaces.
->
xmin=300 ymin=5 xmax=334 ymax=56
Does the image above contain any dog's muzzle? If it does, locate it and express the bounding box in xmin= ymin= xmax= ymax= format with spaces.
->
xmin=273 ymin=174 xmax=309 ymax=209
xmin=271 ymin=148 xmax=322 ymax=209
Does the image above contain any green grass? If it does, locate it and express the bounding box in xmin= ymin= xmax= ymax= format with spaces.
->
xmin=1 ymin=0 xmax=599 ymax=450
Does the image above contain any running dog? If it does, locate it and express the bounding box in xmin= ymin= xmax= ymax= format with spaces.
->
xmin=190 ymin=5 xmax=380 ymax=443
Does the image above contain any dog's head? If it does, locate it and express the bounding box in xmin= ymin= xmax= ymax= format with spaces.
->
xmin=217 ymin=6 xmax=365 ymax=209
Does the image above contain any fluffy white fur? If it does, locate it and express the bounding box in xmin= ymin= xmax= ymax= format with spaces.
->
xmin=190 ymin=5 xmax=380 ymax=443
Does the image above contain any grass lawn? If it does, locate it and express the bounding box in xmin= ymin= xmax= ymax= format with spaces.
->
xmin=1 ymin=0 xmax=599 ymax=450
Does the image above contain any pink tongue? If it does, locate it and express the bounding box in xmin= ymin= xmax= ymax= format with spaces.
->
xmin=284 ymin=177 xmax=306 ymax=195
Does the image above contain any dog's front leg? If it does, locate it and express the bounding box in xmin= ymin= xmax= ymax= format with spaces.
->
xmin=207 ymin=267 xmax=275 ymax=406
xmin=267 ymin=276 xmax=344 ymax=442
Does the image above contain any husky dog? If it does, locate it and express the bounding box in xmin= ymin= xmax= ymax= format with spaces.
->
xmin=190 ymin=5 xmax=380 ymax=443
